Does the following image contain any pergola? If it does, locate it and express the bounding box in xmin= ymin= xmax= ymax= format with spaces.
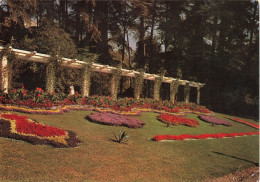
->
xmin=0 ymin=46 xmax=205 ymax=104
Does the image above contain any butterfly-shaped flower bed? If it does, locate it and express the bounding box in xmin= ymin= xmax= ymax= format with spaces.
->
xmin=199 ymin=115 xmax=231 ymax=126
xmin=87 ymin=112 xmax=145 ymax=128
xmin=158 ymin=114 xmax=199 ymax=127
xmin=0 ymin=113 xmax=81 ymax=148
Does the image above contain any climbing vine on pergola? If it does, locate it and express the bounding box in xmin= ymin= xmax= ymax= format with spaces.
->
xmin=0 ymin=46 xmax=204 ymax=104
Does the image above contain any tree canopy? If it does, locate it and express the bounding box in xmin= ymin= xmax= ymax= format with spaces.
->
xmin=0 ymin=0 xmax=258 ymax=118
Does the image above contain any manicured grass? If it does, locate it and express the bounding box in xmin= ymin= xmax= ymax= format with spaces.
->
xmin=0 ymin=111 xmax=259 ymax=181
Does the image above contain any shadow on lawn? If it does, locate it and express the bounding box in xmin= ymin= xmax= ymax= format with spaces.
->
xmin=213 ymin=152 xmax=259 ymax=166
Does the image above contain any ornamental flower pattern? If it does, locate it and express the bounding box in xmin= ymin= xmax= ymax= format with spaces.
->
xmin=88 ymin=112 xmax=145 ymax=128
xmin=158 ymin=114 xmax=199 ymax=127
xmin=152 ymin=132 xmax=260 ymax=141
xmin=0 ymin=87 xmax=213 ymax=116
xmin=199 ymin=115 xmax=231 ymax=126
xmin=0 ymin=113 xmax=81 ymax=148
xmin=230 ymin=118 xmax=259 ymax=129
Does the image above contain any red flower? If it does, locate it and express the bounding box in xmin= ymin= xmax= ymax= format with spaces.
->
xmin=158 ymin=114 xmax=199 ymax=127
xmin=153 ymin=132 xmax=260 ymax=141
xmin=231 ymin=118 xmax=259 ymax=129
xmin=1 ymin=113 xmax=66 ymax=137
xmin=38 ymin=94 xmax=41 ymax=97
xmin=22 ymin=86 xmax=24 ymax=89
xmin=11 ymin=90 xmax=15 ymax=93
xmin=23 ymin=90 xmax=27 ymax=94
xmin=36 ymin=87 xmax=44 ymax=92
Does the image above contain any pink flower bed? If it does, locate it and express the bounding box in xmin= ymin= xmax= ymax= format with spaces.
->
xmin=88 ymin=112 xmax=145 ymax=128
xmin=199 ymin=115 xmax=231 ymax=126
xmin=153 ymin=132 xmax=260 ymax=141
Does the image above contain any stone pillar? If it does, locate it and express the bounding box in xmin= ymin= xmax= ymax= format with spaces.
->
xmin=110 ymin=75 xmax=117 ymax=100
xmin=46 ymin=62 xmax=55 ymax=94
xmin=153 ymin=84 xmax=159 ymax=101
xmin=81 ymin=64 xmax=92 ymax=97
xmin=170 ymin=79 xmax=180 ymax=103
xmin=196 ymin=86 xmax=201 ymax=105
xmin=1 ymin=56 xmax=9 ymax=93
xmin=153 ymin=77 xmax=163 ymax=101
xmin=184 ymin=83 xmax=190 ymax=104
xmin=82 ymin=76 xmax=90 ymax=97
xmin=133 ymin=73 xmax=144 ymax=100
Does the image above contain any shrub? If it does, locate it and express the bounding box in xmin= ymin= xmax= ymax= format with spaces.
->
xmin=113 ymin=130 xmax=129 ymax=144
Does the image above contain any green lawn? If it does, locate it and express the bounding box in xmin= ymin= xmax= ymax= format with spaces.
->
xmin=0 ymin=111 xmax=259 ymax=182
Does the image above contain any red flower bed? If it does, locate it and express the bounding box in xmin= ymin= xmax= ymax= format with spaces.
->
xmin=230 ymin=118 xmax=259 ymax=129
xmin=0 ymin=87 xmax=213 ymax=116
xmin=158 ymin=114 xmax=199 ymax=127
xmin=153 ymin=132 xmax=260 ymax=141
xmin=1 ymin=114 xmax=66 ymax=137
xmin=0 ymin=113 xmax=81 ymax=148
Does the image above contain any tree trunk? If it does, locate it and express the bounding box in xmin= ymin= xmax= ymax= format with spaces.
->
xmin=122 ymin=24 xmax=126 ymax=64
xmin=249 ymin=1 xmax=257 ymax=48
xmin=211 ymin=15 xmax=218 ymax=59
xmin=150 ymin=0 xmax=157 ymax=42
xmin=126 ymin=30 xmax=131 ymax=66
xmin=97 ymin=1 xmax=109 ymax=54
xmin=164 ymin=1 xmax=169 ymax=52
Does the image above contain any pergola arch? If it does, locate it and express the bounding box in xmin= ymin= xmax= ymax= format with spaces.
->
xmin=0 ymin=46 xmax=205 ymax=104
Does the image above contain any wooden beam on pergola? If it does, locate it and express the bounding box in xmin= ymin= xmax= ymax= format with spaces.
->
xmin=0 ymin=46 xmax=205 ymax=88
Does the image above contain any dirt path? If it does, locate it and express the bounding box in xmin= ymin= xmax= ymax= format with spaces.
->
xmin=204 ymin=167 xmax=259 ymax=182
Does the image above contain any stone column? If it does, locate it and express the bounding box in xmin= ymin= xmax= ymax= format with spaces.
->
xmin=170 ymin=79 xmax=180 ymax=103
xmin=46 ymin=62 xmax=55 ymax=94
xmin=110 ymin=75 xmax=117 ymax=100
xmin=1 ymin=56 xmax=9 ymax=93
xmin=82 ymin=76 xmax=90 ymax=97
xmin=153 ymin=77 xmax=163 ymax=101
xmin=196 ymin=86 xmax=201 ymax=105
xmin=133 ymin=73 xmax=144 ymax=100
xmin=153 ymin=84 xmax=159 ymax=101
xmin=81 ymin=69 xmax=91 ymax=97
xmin=184 ymin=83 xmax=190 ymax=104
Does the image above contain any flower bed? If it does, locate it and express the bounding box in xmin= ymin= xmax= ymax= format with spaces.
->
xmin=152 ymin=132 xmax=260 ymax=141
xmin=158 ymin=114 xmax=199 ymax=127
xmin=0 ymin=113 xmax=81 ymax=148
xmin=199 ymin=115 xmax=231 ymax=126
xmin=0 ymin=87 xmax=213 ymax=116
xmin=88 ymin=112 xmax=145 ymax=128
xmin=230 ymin=118 xmax=259 ymax=129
